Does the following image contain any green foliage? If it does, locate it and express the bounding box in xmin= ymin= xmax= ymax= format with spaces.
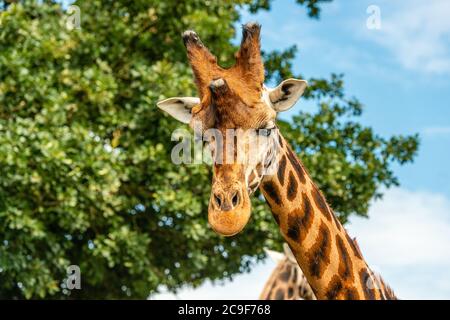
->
xmin=0 ymin=0 xmax=418 ymax=299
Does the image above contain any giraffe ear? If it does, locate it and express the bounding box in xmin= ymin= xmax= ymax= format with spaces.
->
xmin=264 ymin=248 xmax=285 ymax=263
xmin=283 ymin=243 xmax=297 ymax=264
xmin=156 ymin=97 xmax=200 ymax=124
xmin=268 ymin=78 xmax=308 ymax=112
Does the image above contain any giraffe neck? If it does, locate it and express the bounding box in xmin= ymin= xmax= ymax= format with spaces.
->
xmin=260 ymin=257 xmax=316 ymax=300
xmin=259 ymin=133 xmax=396 ymax=300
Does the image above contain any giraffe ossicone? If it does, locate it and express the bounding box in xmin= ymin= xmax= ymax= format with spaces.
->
xmin=157 ymin=22 xmax=396 ymax=300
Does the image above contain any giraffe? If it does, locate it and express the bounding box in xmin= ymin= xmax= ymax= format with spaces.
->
xmin=260 ymin=243 xmax=316 ymax=300
xmin=157 ymin=22 xmax=396 ymax=300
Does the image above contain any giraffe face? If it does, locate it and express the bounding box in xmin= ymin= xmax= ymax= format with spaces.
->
xmin=157 ymin=23 xmax=307 ymax=236
xmin=202 ymin=94 xmax=281 ymax=236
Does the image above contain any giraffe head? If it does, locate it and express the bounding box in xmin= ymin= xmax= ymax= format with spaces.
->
xmin=157 ymin=23 xmax=307 ymax=236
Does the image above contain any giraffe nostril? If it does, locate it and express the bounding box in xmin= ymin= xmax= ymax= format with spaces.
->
xmin=231 ymin=192 xmax=239 ymax=207
xmin=214 ymin=194 xmax=222 ymax=208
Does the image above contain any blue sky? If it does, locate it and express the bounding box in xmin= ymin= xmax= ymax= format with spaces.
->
xmin=244 ymin=0 xmax=450 ymax=197
xmin=155 ymin=0 xmax=450 ymax=299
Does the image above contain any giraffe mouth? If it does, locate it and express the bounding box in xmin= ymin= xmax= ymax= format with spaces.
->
xmin=208 ymin=209 xmax=251 ymax=237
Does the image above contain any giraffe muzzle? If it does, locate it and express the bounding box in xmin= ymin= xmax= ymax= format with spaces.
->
xmin=208 ymin=185 xmax=251 ymax=237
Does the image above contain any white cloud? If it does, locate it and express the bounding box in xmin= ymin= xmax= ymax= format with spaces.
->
xmin=422 ymin=126 xmax=450 ymax=137
xmin=347 ymin=188 xmax=450 ymax=299
xmin=363 ymin=0 xmax=450 ymax=75
xmin=152 ymin=188 xmax=450 ymax=300
xmin=349 ymin=188 xmax=450 ymax=267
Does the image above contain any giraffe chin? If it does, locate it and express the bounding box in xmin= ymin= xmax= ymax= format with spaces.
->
xmin=208 ymin=203 xmax=251 ymax=237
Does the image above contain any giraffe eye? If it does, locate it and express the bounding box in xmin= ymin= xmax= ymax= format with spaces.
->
xmin=258 ymin=127 xmax=275 ymax=137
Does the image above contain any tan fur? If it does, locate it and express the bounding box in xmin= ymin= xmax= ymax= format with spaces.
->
xmin=178 ymin=23 xmax=396 ymax=300
xmin=183 ymin=23 xmax=276 ymax=236
xmin=184 ymin=23 xmax=264 ymax=115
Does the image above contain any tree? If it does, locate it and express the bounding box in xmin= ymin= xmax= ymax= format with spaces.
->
xmin=0 ymin=0 xmax=419 ymax=299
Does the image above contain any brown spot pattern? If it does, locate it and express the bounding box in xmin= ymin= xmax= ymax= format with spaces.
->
xmin=344 ymin=287 xmax=360 ymax=300
xmin=287 ymin=287 xmax=294 ymax=299
xmin=286 ymin=193 xmax=314 ymax=242
xmin=286 ymin=147 xmax=306 ymax=184
xmin=274 ymin=288 xmax=284 ymax=300
xmin=360 ymin=269 xmax=376 ymax=300
xmin=277 ymin=155 xmax=287 ymax=186
xmin=307 ymin=222 xmax=331 ymax=278
xmin=286 ymin=171 xmax=298 ymax=201
xmin=279 ymin=267 xmax=291 ymax=282
xmin=336 ymin=235 xmax=353 ymax=280
xmin=311 ymin=185 xmax=332 ymax=221
xmin=330 ymin=209 xmax=342 ymax=231
xmin=325 ymin=275 xmax=343 ymax=300
xmin=325 ymin=276 xmax=360 ymax=300
xmin=262 ymin=181 xmax=282 ymax=206
xmin=347 ymin=234 xmax=363 ymax=260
